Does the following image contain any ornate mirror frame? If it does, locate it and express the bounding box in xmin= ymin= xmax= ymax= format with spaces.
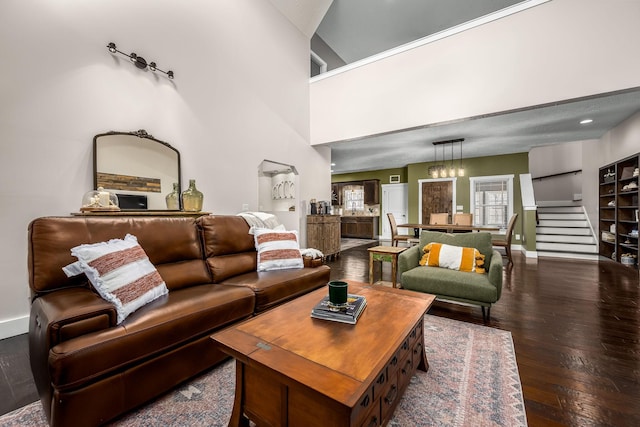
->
xmin=93 ymin=130 xmax=181 ymax=211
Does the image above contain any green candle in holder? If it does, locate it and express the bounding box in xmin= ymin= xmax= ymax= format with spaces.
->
xmin=328 ymin=281 xmax=348 ymax=308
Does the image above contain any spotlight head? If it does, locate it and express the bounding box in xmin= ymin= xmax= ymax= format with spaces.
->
xmin=134 ymin=56 xmax=147 ymax=69
xmin=149 ymin=62 xmax=157 ymax=71
xmin=107 ymin=42 xmax=117 ymax=53
xmin=167 ymin=70 xmax=174 ymax=79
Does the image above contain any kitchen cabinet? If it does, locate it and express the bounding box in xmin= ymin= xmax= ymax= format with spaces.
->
xmin=341 ymin=216 xmax=379 ymax=239
xmin=331 ymin=183 xmax=343 ymax=206
xmin=364 ymin=180 xmax=380 ymax=205
xmin=307 ymin=215 xmax=341 ymax=260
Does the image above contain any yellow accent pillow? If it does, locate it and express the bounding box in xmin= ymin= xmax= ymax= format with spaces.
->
xmin=419 ymin=243 xmax=485 ymax=273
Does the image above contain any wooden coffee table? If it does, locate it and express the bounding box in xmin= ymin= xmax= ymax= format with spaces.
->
xmin=212 ymin=280 xmax=435 ymax=427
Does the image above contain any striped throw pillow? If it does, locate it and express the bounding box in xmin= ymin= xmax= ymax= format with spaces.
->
xmin=419 ymin=242 xmax=485 ymax=273
xmin=63 ymin=234 xmax=168 ymax=324
xmin=253 ymin=228 xmax=303 ymax=271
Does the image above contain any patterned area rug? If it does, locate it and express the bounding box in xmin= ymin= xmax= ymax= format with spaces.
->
xmin=340 ymin=238 xmax=378 ymax=251
xmin=1 ymin=315 xmax=526 ymax=427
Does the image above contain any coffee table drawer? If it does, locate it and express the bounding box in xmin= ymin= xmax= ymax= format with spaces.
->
xmin=358 ymin=398 xmax=381 ymax=427
xmin=410 ymin=318 xmax=423 ymax=346
xmin=398 ymin=349 xmax=414 ymax=392
xmin=380 ymin=370 xmax=400 ymax=421
xmin=373 ymin=368 xmax=388 ymax=399
xmin=353 ymin=384 xmax=376 ymax=425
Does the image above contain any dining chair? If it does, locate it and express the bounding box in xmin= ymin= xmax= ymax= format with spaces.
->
xmin=387 ymin=213 xmax=420 ymax=247
xmin=429 ymin=213 xmax=449 ymax=225
xmin=492 ymin=213 xmax=519 ymax=265
xmin=453 ymin=213 xmax=473 ymax=226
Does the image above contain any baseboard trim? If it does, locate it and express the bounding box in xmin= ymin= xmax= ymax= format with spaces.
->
xmin=0 ymin=315 xmax=29 ymax=340
xmin=520 ymin=246 xmax=538 ymax=259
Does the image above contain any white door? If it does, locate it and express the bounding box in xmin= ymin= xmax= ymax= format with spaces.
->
xmin=381 ymin=183 xmax=409 ymax=240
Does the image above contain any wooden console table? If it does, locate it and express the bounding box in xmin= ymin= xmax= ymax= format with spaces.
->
xmin=71 ymin=211 xmax=211 ymax=217
xmin=212 ymin=282 xmax=434 ymax=427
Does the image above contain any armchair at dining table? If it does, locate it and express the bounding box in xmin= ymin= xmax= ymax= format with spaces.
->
xmin=398 ymin=231 xmax=503 ymax=323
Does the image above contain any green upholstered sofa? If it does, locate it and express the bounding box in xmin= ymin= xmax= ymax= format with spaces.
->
xmin=398 ymin=231 xmax=503 ymax=322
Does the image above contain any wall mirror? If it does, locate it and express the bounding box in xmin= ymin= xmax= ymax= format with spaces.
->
xmin=94 ymin=130 xmax=181 ymax=210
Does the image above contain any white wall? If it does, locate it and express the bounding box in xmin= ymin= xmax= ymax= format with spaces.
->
xmin=529 ymin=141 xmax=585 ymax=202
xmin=310 ymin=0 xmax=640 ymax=144
xmin=0 ymin=0 xmax=331 ymax=338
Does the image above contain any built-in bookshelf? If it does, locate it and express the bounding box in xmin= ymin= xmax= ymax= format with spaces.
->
xmin=599 ymin=153 xmax=639 ymax=269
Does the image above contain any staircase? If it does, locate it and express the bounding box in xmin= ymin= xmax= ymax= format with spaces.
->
xmin=536 ymin=203 xmax=599 ymax=260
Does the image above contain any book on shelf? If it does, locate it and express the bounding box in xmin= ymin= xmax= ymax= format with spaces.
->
xmin=310 ymin=294 xmax=367 ymax=325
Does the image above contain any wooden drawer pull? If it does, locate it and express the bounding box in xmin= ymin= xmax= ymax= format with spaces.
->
xmin=360 ymin=394 xmax=370 ymax=408
xmin=414 ymin=343 xmax=423 ymax=355
xmin=384 ymin=385 xmax=398 ymax=405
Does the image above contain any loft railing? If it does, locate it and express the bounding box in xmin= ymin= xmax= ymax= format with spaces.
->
xmin=531 ymin=169 xmax=582 ymax=181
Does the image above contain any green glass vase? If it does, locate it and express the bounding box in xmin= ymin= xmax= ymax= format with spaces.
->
xmin=165 ymin=182 xmax=180 ymax=210
xmin=181 ymin=179 xmax=204 ymax=212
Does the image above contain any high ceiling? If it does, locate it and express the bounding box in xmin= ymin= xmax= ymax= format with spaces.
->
xmin=312 ymin=0 xmax=640 ymax=175
xmin=328 ymin=89 xmax=640 ymax=174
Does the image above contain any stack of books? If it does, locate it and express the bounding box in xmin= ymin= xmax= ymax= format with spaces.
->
xmin=311 ymin=294 xmax=367 ymax=324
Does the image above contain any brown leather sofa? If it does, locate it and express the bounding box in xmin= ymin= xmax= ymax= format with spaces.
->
xmin=28 ymin=215 xmax=330 ymax=426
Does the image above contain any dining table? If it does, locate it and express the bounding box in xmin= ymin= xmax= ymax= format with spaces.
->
xmin=396 ymin=223 xmax=500 ymax=237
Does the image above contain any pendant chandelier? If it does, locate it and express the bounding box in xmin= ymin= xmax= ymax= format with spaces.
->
xmin=429 ymin=138 xmax=465 ymax=178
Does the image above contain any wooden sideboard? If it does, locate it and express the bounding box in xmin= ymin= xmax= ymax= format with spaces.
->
xmin=307 ymin=215 xmax=341 ymax=260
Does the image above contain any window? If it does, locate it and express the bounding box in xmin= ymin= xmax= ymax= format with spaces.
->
xmin=343 ymin=186 xmax=364 ymax=212
xmin=469 ymin=175 xmax=514 ymax=230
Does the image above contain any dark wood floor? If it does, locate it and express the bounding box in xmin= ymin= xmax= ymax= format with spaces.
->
xmin=327 ymin=242 xmax=640 ymax=427
xmin=0 ymin=332 xmax=37 ymax=416
xmin=2 ymin=242 xmax=639 ymax=426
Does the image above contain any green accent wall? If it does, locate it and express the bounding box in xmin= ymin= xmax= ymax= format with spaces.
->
xmin=523 ymin=209 xmax=538 ymax=253
xmin=332 ymin=153 xmax=529 ymax=245
xmin=332 ymin=167 xmax=408 ymax=184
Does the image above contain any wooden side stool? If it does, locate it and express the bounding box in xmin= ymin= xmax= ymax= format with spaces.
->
xmin=367 ymin=245 xmax=407 ymax=288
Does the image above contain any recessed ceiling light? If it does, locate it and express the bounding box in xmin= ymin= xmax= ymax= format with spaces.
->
xmin=580 ymin=119 xmax=593 ymax=124
xmin=331 ymin=163 xmax=336 ymax=166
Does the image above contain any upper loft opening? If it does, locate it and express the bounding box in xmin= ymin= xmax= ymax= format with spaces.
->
xmin=310 ymin=0 xmax=540 ymax=78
